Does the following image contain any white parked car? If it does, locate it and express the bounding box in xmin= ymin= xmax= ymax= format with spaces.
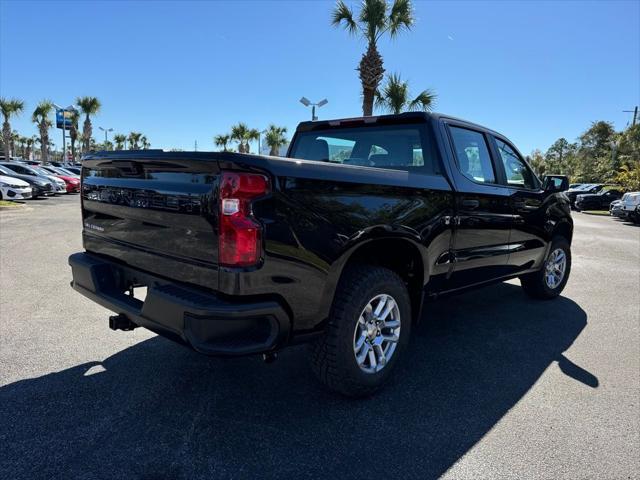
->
xmin=0 ymin=175 xmax=32 ymax=200
xmin=621 ymin=192 xmax=640 ymax=220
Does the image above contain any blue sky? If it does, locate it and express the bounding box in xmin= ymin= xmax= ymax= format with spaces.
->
xmin=1 ymin=0 xmax=638 ymax=155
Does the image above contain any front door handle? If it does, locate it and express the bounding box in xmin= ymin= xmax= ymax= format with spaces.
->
xmin=461 ymin=199 xmax=480 ymax=209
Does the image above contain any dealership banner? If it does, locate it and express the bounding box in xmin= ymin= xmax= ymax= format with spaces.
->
xmin=56 ymin=109 xmax=73 ymax=129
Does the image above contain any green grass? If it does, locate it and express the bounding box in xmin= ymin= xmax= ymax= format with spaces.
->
xmin=0 ymin=200 xmax=24 ymax=208
xmin=581 ymin=210 xmax=610 ymax=216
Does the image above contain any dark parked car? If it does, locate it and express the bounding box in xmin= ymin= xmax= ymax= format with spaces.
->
xmin=69 ymin=112 xmax=573 ymax=397
xmin=565 ymin=183 xmax=605 ymax=208
xmin=0 ymin=164 xmax=54 ymax=197
xmin=575 ymin=189 xmax=623 ymax=210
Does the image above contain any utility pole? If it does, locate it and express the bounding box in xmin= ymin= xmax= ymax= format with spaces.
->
xmin=623 ymin=106 xmax=638 ymax=127
xmin=194 ymin=140 xmax=198 ymax=151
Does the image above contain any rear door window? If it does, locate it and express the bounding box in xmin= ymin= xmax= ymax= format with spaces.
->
xmin=289 ymin=124 xmax=438 ymax=174
xmin=448 ymin=127 xmax=496 ymax=184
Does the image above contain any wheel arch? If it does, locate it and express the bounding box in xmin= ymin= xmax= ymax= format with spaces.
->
xmin=553 ymin=219 xmax=573 ymax=244
xmin=321 ymin=235 xmax=428 ymax=324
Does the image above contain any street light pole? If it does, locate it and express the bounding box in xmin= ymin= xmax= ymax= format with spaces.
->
xmin=299 ymin=97 xmax=328 ymax=121
xmin=99 ymin=127 xmax=114 ymax=150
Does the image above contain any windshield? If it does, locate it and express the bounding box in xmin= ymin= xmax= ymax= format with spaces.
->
xmin=289 ymin=124 xmax=438 ymax=174
xmin=0 ymin=165 xmax=15 ymax=175
xmin=44 ymin=166 xmax=69 ymax=175
xmin=32 ymin=166 xmax=56 ymax=177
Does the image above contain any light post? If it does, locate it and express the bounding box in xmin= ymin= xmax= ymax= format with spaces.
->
xmin=299 ymin=97 xmax=328 ymax=121
xmin=53 ymin=103 xmax=77 ymax=165
xmin=99 ymin=127 xmax=114 ymax=149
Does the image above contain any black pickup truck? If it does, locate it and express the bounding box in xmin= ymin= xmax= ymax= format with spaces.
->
xmin=69 ymin=112 xmax=573 ymax=396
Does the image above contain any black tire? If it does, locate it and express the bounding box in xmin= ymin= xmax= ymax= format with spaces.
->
xmin=520 ymin=236 xmax=571 ymax=300
xmin=310 ymin=265 xmax=411 ymax=397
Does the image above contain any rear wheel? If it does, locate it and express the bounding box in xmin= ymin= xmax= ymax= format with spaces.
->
xmin=520 ymin=236 xmax=571 ymax=299
xmin=310 ymin=265 xmax=411 ymax=397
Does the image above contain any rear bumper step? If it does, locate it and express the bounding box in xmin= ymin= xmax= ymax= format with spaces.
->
xmin=68 ymin=252 xmax=290 ymax=356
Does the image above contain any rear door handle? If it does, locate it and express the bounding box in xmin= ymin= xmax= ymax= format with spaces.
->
xmin=461 ymin=199 xmax=480 ymax=209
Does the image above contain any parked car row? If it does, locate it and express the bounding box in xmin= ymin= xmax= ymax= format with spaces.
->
xmin=0 ymin=160 xmax=81 ymax=201
xmin=609 ymin=192 xmax=640 ymax=224
xmin=563 ymin=183 xmax=620 ymax=209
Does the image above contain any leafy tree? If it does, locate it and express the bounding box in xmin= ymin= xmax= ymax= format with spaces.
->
xmin=214 ymin=134 xmax=231 ymax=152
xmin=32 ymin=100 xmax=54 ymax=164
xmin=113 ymin=134 xmax=127 ymax=150
xmin=615 ymin=163 xmax=640 ymax=191
xmin=0 ymin=97 xmax=24 ymax=158
xmin=527 ymin=149 xmax=547 ymax=177
xmin=76 ymin=96 xmax=101 ymax=152
xmin=375 ymin=73 xmax=436 ymax=114
xmin=230 ymin=123 xmax=259 ymax=153
xmin=332 ymin=0 xmax=414 ymax=116
xmin=264 ymin=125 xmax=288 ymax=156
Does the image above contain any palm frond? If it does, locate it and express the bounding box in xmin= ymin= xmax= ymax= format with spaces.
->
xmin=0 ymin=97 xmax=25 ymax=120
xmin=408 ymin=89 xmax=437 ymax=112
xmin=76 ymin=96 xmax=101 ymax=116
xmin=360 ymin=0 xmax=388 ymax=43
xmin=331 ymin=0 xmax=358 ymax=34
xmin=388 ymin=0 xmax=414 ymax=38
xmin=376 ymin=73 xmax=409 ymax=114
xmin=31 ymin=100 xmax=54 ymax=124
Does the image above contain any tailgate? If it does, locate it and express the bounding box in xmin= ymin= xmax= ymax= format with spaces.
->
xmin=81 ymin=154 xmax=221 ymax=290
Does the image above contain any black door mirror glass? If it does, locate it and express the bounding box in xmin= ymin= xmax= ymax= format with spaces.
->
xmin=543 ymin=175 xmax=569 ymax=192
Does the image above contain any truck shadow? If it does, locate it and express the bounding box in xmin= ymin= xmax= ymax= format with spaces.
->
xmin=0 ymin=282 xmax=593 ymax=480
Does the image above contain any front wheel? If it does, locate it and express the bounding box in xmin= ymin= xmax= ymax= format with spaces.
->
xmin=520 ymin=236 xmax=571 ymax=300
xmin=309 ymin=265 xmax=411 ymax=397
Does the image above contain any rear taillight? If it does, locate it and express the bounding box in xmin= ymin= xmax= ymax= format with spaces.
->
xmin=219 ymin=171 xmax=269 ymax=267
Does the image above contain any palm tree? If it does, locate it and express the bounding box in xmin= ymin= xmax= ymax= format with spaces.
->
xmin=214 ymin=134 xmax=232 ymax=152
xmin=32 ymin=100 xmax=54 ymax=164
xmin=140 ymin=135 xmax=150 ymax=149
xmin=332 ymin=0 xmax=414 ymax=116
xmin=24 ymin=136 xmax=35 ymax=160
xmin=10 ymin=131 xmax=20 ymax=158
xmin=230 ymin=123 xmax=259 ymax=153
xmin=68 ymin=110 xmax=80 ymax=162
xmin=76 ymin=96 xmax=101 ymax=152
xmin=127 ymin=131 xmax=142 ymax=150
xmin=113 ymin=133 xmax=127 ymax=150
xmin=0 ymin=97 xmax=25 ymax=158
xmin=375 ymin=73 xmax=436 ymax=114
xmin=264 ymin=125 xmax=288 ymax=156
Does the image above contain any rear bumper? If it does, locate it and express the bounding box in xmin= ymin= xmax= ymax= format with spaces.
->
xmin=68 ymin=252 xmax=291 ymax=356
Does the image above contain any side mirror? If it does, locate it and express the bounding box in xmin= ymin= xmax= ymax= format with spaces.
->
xmin=543 ymin=175 xmax=569 ymax=192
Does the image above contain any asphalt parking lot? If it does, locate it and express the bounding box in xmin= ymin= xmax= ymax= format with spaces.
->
xmin=1 ymin=194 xmax=639 ymax=479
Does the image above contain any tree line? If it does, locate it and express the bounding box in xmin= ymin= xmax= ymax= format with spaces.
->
xmin=527 ymin=121 xmax=640 ymax=191
xmin=0 ymin=96 xmax=151 ymax=163
xmin=214 ymin=123 xmax=288 ymax=155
